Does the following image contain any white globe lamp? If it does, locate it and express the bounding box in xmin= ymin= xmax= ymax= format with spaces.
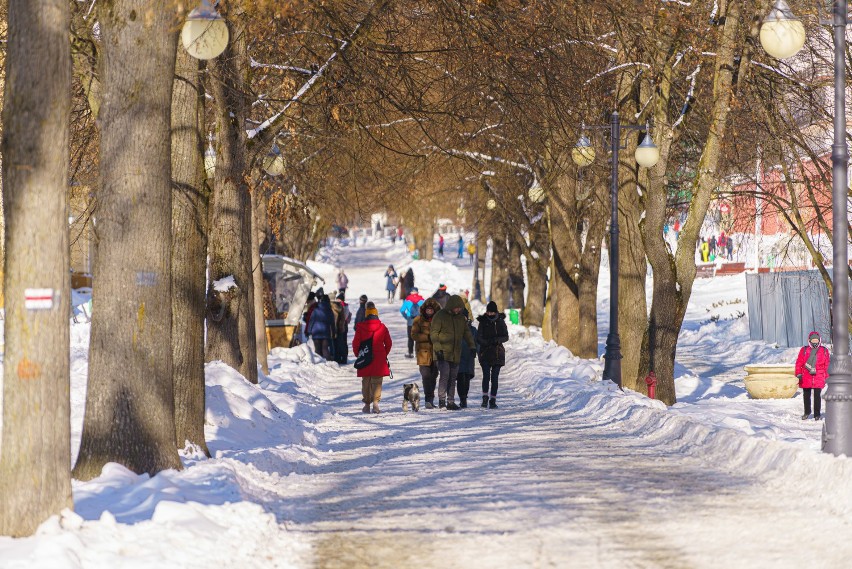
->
xmin=571 ymin=135 xmax=596 ymax=168
xmin=634 ymin=134 xmax=660 ymax=168
xmin=263 ymin=144 xmax=285 ymax=177
xmin=486 ymin=198 xmax=496 ymax=210
xmin=181 ymin=1 xmax=229 ymax=60
xmin=760 ymin=0 xmax=806 ymax=60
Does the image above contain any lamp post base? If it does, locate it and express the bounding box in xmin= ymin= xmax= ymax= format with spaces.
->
xmin=823 ymin=353 xmax=852 ymax=456
xmin=602 ymin=332 xmax=623 ymax=389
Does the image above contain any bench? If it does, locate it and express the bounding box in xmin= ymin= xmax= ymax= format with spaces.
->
xmin=695 ymin=264 xmax=716 ymax=278
xmin=714 ymin=262 xmax=746 ymax=276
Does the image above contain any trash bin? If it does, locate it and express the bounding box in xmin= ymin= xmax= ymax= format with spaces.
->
xmin=509 ymin=309 xmax=520 ymax=325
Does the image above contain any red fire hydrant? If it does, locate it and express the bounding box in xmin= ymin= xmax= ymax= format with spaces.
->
xmin=645 ymin=371 xmax=657 ymax=400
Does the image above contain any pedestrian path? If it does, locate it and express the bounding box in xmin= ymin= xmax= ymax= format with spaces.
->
xmin=261 ymin=242 xmax=852 ymax=569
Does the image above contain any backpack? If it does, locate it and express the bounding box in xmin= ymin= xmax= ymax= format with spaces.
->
xmin=409 ymin=301 xmax=420 ymax=320
xmin=354 ymin=336 xmax=374 ymax=369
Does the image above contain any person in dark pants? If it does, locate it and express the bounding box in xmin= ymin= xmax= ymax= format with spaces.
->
xmin=795 ymin=331 xmax=830 ymax=420
xmin=477 ymin=301 xmax=509 ymax=409
xmin=430 ymin=295 xmax=475 ymax=410
xmin=411 ymin=298 xmax=441 ymax=408
xmin=457 ymin=309 xmax=478 ymax=408
xmin=307 ymin=295 xmax=336 ymax=360
xmin=354 ymin=294 xmax=368 ymax=326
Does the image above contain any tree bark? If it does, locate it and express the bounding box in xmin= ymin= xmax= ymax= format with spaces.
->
xmin=523 ymin=255 xmax=547 ymax=328
xmin=170 ymin=47 xmax=210 ymax=455
xmin=0 ymin=0 xmax=73 ymax=536
xmin=252 ymin=187 xmax=268 ymax=374
xmin=577 ymin=217 xmax=605 ymax=359
xmin=74 ymin=1 xmax=182 ymax=480
xmin=489 ymin=233 xmax=510 ymax=310
xmin=507 ymin=235 xmax=525 ymax=311
xmin=206 ymin=10 xmax=259 ymax=384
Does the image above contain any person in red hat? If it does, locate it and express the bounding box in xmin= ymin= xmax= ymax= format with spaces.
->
xmin=795 ymin=331 xmax=830 ymax=420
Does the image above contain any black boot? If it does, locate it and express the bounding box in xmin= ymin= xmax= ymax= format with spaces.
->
xmin=439 ymin=399 xmax=446 ymax=409
xmin=481 ymin=395 xmax=488 ymax=408
xmin=460 ymin=398 xmax=467 ymax=408
xmin=489 ymin=398 xmax=498 ymax=409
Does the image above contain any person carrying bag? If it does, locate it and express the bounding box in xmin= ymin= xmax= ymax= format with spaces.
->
xmin=352 ymin=302 xmax=393 ymax=414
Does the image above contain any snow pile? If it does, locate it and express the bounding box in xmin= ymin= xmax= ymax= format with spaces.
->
xmin=212 ymin=276 xmax=237 ymax=292
xmin=404 ymin=259 xmax=470 ymax=296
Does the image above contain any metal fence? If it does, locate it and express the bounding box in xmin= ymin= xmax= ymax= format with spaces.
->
xmin=745 ymin=270 xmax=842 ymax=348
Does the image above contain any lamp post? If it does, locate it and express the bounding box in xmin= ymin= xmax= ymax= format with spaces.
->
xmin=760 ymin=0 xmax=851 ymax=456
xmin=572 ymin=112 xmax=660 ymax=388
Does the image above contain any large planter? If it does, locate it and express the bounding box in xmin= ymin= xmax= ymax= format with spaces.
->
xmin=742 ymin=364 xmax=798 ymax=399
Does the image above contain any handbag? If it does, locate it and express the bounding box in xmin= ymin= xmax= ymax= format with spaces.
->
xmin=354 ymin=335 xmax=374 ymax=369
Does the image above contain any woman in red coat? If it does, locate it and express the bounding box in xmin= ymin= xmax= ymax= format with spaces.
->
xmin=352 ymin=302 xmax=393 ymax=414
xmin=795 ymin=331 xmax=830 ymax=420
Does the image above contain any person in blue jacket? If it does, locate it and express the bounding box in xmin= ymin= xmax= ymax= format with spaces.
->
xmin=399 ymin=287 xmax=425 ymax=358
xmin=307 ymin=295 xmax=336 ymax=360
xmin=384 ymin=265 xmax=398 ymax=303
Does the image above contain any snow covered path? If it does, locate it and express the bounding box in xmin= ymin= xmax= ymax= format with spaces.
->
xmin=269 ymin=242 xmax=852 ymax=568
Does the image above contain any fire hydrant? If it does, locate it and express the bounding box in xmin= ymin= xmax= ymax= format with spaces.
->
xmin=644 ymin=371 xmax=657 ymax=400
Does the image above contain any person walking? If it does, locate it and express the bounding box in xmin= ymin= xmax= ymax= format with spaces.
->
xmin=709 ymin=234 xmax=717 ymax=257
xmin=354 ymin=294 xmax=368 ymax=326
xmin=332 ymin=292 xmax=351 ymax=364
xmin=467 ymin=242 xmax=476 ymax=265
xmin=431 ymin=283 xmax=450 ymax=309
xmin=352 ymin=302 xmax=393 ymax=414
xmin=400 ymin=267 xmax=415 ymax=300
xmin=457 ymin=308 xmax=478 ymax=408
xmin=399 ymin=287 xmax=425 ymax=358
xmin=438 ymin=234 xmax=445 ymax=258
xmin=726 ymin=236 xmax=734 ymax=260
xmin=307 ymin=294 xmax=336 ymax=360
xmin=477 ymin=301 xmax=509 ymax=409
xmin=411 ymin=298 xmax=441 ymax=408
xmin=457 ymin=235 xmax=464 ymax=259
xmin=430 ymin=295 xmax=475 ymax=410
xmin=795 ymin=331 xmax=830 ymax=420
xmin=337 ymin=269 xmax=349 ymax=300
xmin=700 ymin=238 xmax=709 ymax=263
xmin=384 ymin=264 xmax=398 ymax=303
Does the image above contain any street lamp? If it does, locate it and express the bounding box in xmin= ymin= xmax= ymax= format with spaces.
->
xmin=760 ymin=0 xmax=852 ymax=456
xmin=204 ymin=134 xmax=216 ymax=179
xmin=486 ymin=198 xmax=497 ymax=210
xmin=263 ymin=144 xmax=285 ymax=177
xmin=528 ymin=179 xmax=546 ymax=203
xmin=572 ymin=112 xmax=660 ymax=389
xmin=760 ymin=0 xmax=807 ymax=59
xmin=181 ymin=0 xmax=229 ymax=60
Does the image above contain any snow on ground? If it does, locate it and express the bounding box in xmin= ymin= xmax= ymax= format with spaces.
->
xmin=2 ymin=237 xmax=851 ymax=568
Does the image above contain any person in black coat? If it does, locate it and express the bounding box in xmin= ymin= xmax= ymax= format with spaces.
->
xmin=457 ymin=309 xmax=478 ymax=408
xmin=476 ymin=301 xmax=508 ymax=409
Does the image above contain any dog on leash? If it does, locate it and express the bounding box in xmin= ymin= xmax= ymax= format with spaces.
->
xmin=402 ymin=383 xmax=421 ymax=412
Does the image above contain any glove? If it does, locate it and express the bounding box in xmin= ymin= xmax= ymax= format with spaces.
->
xmin=436 ymin=350 xmax=445 ymax=362
xmin=796 ymin=374 xmax=803 ymax=380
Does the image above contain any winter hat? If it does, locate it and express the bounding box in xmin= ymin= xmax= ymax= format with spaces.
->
xmin=365 ymin=306 xmax=379 ymax=317
xmin=359 ymin=294 xmax=368 ymax=303
xmin=336 ymin=292 xmax=345 ymax=300
xmin=808 ymin=331 xmax=821 ymax=342
xmin=438 ymin=284 xmax=447 ymax=291
xmin=411 ymin=287 xmax=419 ymax=293
xmin=486 ymin=301 xmax=498 ymax=313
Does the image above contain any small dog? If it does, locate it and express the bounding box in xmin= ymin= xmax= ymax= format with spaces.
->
xmin=402 ymin=383 xmax=421 ymax=412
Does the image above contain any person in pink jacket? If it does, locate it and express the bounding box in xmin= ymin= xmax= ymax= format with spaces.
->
xmin=795 ymin=331 xmax=830 ymax=420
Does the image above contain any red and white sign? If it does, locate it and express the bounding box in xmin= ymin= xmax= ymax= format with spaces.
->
xmin=25 ymin=288 xmax=55 ymax=310
xmin=719 ymin=202 xmax=731 ymax=215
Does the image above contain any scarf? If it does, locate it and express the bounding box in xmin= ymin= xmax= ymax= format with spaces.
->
xmin=806 ymin=342 xmax=820 ymax=373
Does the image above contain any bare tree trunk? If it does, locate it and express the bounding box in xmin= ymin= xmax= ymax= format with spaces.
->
xmin=507 ymin=235 xmax=525 ymax=311
xmin=0 ymin=0 xmax=72 ymax=536
xmin=252 ymin=187 xmax=268 ymax=374
xmin=206 ymin=10 xmax=258 ymax=384
xmin=476 ymin=231 xmax=487 ymax=300
xmin=549 ymin=203 xmax=580 ymax=350
xmin=577 ymin=220 xmax=605 ymax=359
xmin=523 ymin=257 xmax=547 ymax=328
xmin=74 ymin=1 xmax=182 ymax=480
xmin=170 ymin=47 xmax=210 ymax=455
xmin=490 ymin=233 xmax=510 ymax=309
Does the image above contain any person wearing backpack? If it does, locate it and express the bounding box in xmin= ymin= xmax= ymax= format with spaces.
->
xmin=477 ymin=301 xmax=509 ymax=409
xmin=399 ymin=287 xmax=425 ymax=358
xmin=352 ymin=302 xmax=393 ymax=414
xmin=457 ymin=308 xmax=478 ymax=408
xmin=795 ymin=331 xmax=830 ymax=420
xmin=307 ymin=294 xmax=336 ymax=360
xmin=411 ymin=298 xmax=441 ymax=408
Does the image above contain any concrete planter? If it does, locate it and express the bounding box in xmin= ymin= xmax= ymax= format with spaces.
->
xmin=742 ymin=364 xmax=798 ymax=399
